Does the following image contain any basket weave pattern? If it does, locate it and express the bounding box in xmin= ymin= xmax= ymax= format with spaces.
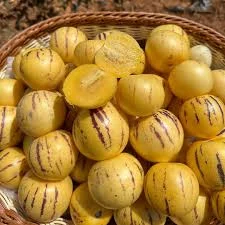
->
xmin=0 ymin=12 xmax=225 ymax=225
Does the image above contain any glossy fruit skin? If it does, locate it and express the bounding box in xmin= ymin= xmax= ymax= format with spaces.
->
xmin=95 ymin=31 xmax=145 ymax=77
xmin=168 ymin=60 xmax=213 ymax=100
xmin=50 ymin=27 xmax=87 ymax=63
xmin=0 ymin=147 xmax=28 ymax=189
xmin=72 ymin=102 xmax=129 ymax=161
xmin=28 ymin=130 xmax=78 ymax=181
xmin=88 ymin=153 xmax=144 ymax=210
xmin=190 ymin=45 xmax=212 ymax=67
xmin=179 ymin=95 xmax=225 ymax=138
xmin=114 ymin=193 xmax=166 ymax=225
xmin=144 ymin=163 xmax=199 ymax=217
xmin=0 ymin=106 xmax=23 ymax=150
xmin=186 ymin=138 xmax=225 ymax=190
xmin=12 ymin=51 xmax=24 ymax=81
xmin=170 ymin=188 xmax=212 ymax=225
xmin=0 ymin=79 xmax=25 ymax=106
xmin=150 ymin=24 xmax=190 ymax=47
xmin=17 ymin=91 xmax=66 ymax=137
xmin=152 ymin=74 xmax=173 ymax=108
xmin=145 ymin=30 xmax=190 ymax=74
xmin=20 ymin=48 xmax=66 ymax=90
xmin=63 ymin=64 xmax=117 ymax=109
xmin=18 ymin=171 xmax=73 ymax=223
xmin=116 ymin=75 xmax=165 ymax=117
xmin=73 ymin=40 xmax=105 ymax=66
xmin=211 ymin=70 xmax=225 ymax=103
xmin=12 ymin=48 xmax=39 ymax=82
xmin=211 ymin=190 xmax=225 ymax=224
xmin=70 ymin=183 xmax=113 ymax=225
xmin=130 ymin=109 xmax=184 ymax=162
xmin=70 ymin=153 xmax=95 ymax=183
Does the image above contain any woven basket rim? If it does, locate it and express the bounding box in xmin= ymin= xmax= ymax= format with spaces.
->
xmin=1 ymin=12 xmax=225 ymax=68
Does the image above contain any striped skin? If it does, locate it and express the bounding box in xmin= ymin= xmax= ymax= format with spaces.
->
xmin=73 ymin=40 xmax=105 ymax=66
xmin=217 ymin=128 xmax=225 ymax=138
xmin=94 ymin=30 xmax=121 ymax=40
xmin=17 ymin=91 xmax=66 ymax=137
xmin=114 ymin=193 xmax=166 ymax=225
xmin=179 ymin=95 xmax=225 ymax=139
xmin=12 ymin=52 xmax=24 ymax=82
xmin=186 ymin=138 xmax=225 ymax=191
xmin=20 ymin=48 xmax=66 ymax=90
xmin=144 ymin=163 xmax=199 ymax=218
xmin=28 ymin=130 xmax=78 ymax=181
xmin=23 ymin=135 xmax=35 ymax=170
xmin=23 ymin=135 xmax=35 ymax=158
xmin=73 ymin=102 xmax=129 ymax=161
xmin=18 ymin=171 xmax=73 ymax=223
xmin=70 ymin=183 xmax=113 ymax=225
xmin=88 ymin=153 xmax=144 ymax=210
xmin=50 ymin=27 xmax=87 ymax=63
xmin=145 ymin=30 xmax=189 ymax=74
xmin=12 ymin=47 xmax=40 ymax=82
xmin=211 ymin=190 xmax=225 ymax=224
xmin=70 ymin=153 xmax=95 ymax=183
xmin=116 ymin=75 xmax=165 ymax=117
xmin=170 ymin=188 xmax=212 ymax=225
xmin=0 ymin=147 xmax=28 ymax=189
xmin=130 ymin=109 xmax=184 ymax=162
xmin=94 ymin=30 xmax=140 ymax=48
xmin=0 ymin=106 xmax=23 ymax=150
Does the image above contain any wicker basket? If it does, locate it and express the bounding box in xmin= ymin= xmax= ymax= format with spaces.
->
xmin=0 ymin=12 xmax=225 ymax=225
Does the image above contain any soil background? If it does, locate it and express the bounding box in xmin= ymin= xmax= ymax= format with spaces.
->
xmin=0 ymin=0 xmax=224 ymax=46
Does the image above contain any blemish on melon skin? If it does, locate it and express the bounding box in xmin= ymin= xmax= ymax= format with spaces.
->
xmin=0 ymin=106 xmax=6 ymax=143
xmin=95 ymin=210 xmax=102 ymax=218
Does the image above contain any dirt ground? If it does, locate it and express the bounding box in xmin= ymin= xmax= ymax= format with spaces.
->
xmin=0 ymin=0 xmax=224 ymax=46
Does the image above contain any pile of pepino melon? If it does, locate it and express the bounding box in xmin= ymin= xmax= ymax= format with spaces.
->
xmin=1 ymin=24 xmax=225 ymax=225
